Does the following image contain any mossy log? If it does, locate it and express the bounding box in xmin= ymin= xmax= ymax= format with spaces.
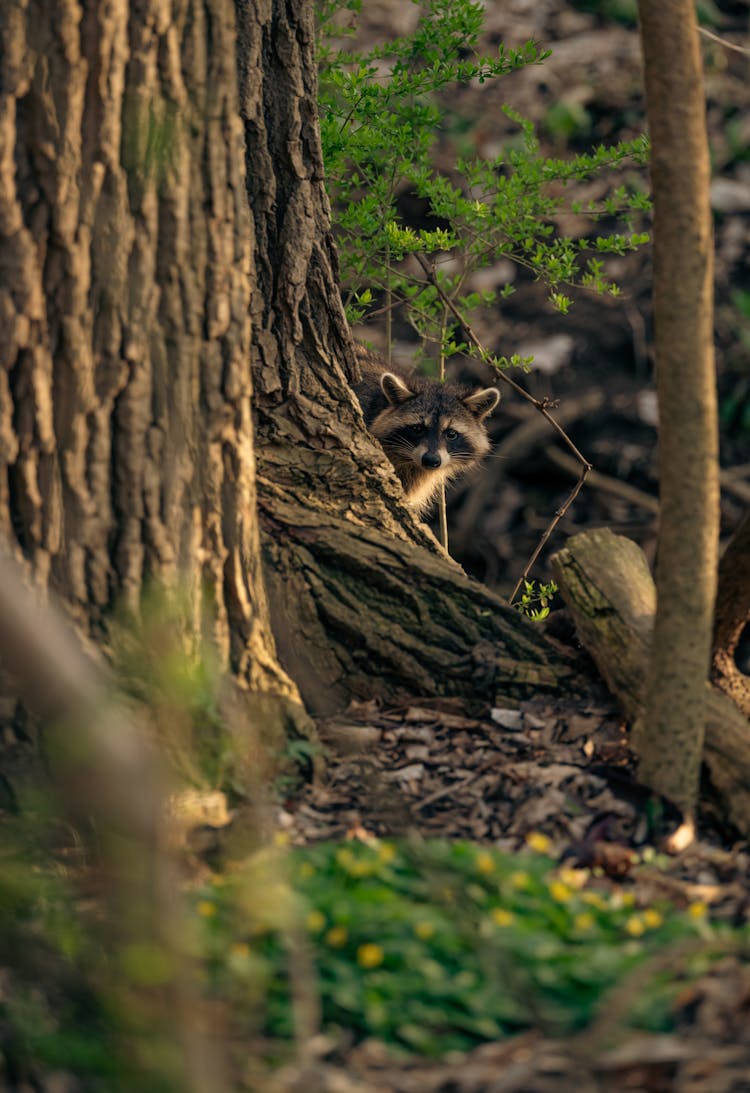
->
xmin=551 ymin=528 xmax=750 ymax=835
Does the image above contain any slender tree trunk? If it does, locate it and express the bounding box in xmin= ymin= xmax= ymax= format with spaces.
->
xmin=235 ymin=0 xmax=582 ymax=714
xmin=0 ymin=0 xmax=300 ymax=720
xmin=633 ymin=1 xmax=719 ymax=816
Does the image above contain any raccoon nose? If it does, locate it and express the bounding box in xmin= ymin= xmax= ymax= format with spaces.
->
xmin=421 ymin=452 xmax=442 ymax=469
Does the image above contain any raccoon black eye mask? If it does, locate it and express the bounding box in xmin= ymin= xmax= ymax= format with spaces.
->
xmin=354 ymin=353 xmax=500 ymax=515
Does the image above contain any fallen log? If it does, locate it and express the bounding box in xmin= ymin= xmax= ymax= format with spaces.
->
xmin=550 ymin=528 xmax=750 ymax=835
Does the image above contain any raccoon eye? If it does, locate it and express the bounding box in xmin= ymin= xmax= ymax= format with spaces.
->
xmin=445 ymin=428 xmax=459 ymax=440
xmin=408 ymin=423 xmax=426 ymax=435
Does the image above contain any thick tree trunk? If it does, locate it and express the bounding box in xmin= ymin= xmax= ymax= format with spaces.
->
xmin=635 ymin=1 xmax=719 ymax=815
xmin=235 ymin=0 xmax=582 ymax=714
xmin=2 ymin=0 xmax=583 ymax=738
xmin=0 ymin=0 xmax=300 ymax=718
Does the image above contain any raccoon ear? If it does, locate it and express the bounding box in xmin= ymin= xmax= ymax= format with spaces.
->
xmin=463 ymin=386 xmax=500 ymax=419
xmin=380 ymin=372 xmax=414 ymax=406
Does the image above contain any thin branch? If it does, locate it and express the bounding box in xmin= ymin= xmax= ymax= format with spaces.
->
xmin=452 ymin=390 xmax=605 ymax=554
xmin=697 ymin=25 xmax=750 ymax=56
xmin=414 ymin=254 xmax=592 ymax=603
xmin=511 ymin=468 xmax=590 ymax=605
xmin=0 ymin=547 xmax=224 ymax=1093
xmin=437 ymin=306 xmax=449 ymax=553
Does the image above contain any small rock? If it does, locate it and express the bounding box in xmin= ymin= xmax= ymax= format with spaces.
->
xmin=711 ymin=177 xmax=750 ymax=213
xmin=490 ymin=708 xmax=524 ymax=730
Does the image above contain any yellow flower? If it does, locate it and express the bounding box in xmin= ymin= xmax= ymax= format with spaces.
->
xmin=688 ymin=901 xmax=708 ymax=919
xmin=475 ymin=852 xmax=495 ymax=875
xmin=414 ymin=921 xmax=436 ymax=941
xmin=306 ymin=910 xmax=326 ymax=933
xmin=643 ymin=908 xmax=663 ymax=929
xmin=357 ymin=943 xmax=384 ymax=969
xmin=197 ymin=900 xmax=217 ymax=918
xmin=325 ymin=925 xmax=348 ymax=948
xmin=230 ymin=941 xmax=250 ymax=959
xmin=299 ymin=862 xmax=315 ymax=879
xmin=349 ymin=859 xmax=374 ymax=877
xmin=510 ymin=871 xmax=531 ymax=890
xmin=526 ymin=832 xmax=552 ymax=854
xmin=574 ymin=912 xmax=594 ymax=931
xmin=581 ymin=891 xmax=607 ymax=910
xmin=377 ymin=842 xmax=397 ymax=863
xmin=548 ymin=881 xmax=572 ymax=903
xmin=490 ymin=907 xmax=514 ymax=927
xmin=556 ymin=867 xmax=588 ymax=890
xmin=335 ymin=847 xmax=355 ymax=870
xmin=273 ymin=830 xmax=291 ymax=848
xmin=625 ymin=915 xmax=645 ymax=937
xmin=609 ymin=890 xmax=635 ymax=910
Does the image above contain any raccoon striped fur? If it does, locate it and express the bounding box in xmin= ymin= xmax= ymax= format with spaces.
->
xmin=354 ymin=348 xmax=500 ymax=515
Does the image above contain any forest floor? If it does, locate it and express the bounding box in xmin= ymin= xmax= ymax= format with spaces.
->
xmin=273 ymin=3 xmax=750 ymax=1088
xmin=276 ymin=688 xmax=750 ymax=1091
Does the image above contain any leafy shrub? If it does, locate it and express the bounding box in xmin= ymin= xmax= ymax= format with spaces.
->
xmin=317 ymin=0 xmax=650 ymax=364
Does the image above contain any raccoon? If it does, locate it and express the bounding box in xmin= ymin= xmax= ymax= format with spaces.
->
xmin=354 ymin=348 xmax=500 ymax=515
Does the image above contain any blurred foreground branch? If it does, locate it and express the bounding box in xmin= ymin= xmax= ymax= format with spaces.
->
xmin=0 ymin=547 xmax=224 ymax=1093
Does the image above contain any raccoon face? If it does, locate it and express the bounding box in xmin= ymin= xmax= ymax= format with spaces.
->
xmin=371 ymin=372 xmax=500 ymax=483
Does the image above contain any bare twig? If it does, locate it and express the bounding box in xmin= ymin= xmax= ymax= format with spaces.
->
xmin=453 ymin=390 xmax=605 ymax=552
xmin=697 ymin=25 xmax=750 ymax=56
xmin=437 ymin=306 xmax=450 ymax=552
xmin=719 ymin=468 xmax=750 ymax=505
xmin=721 ymin=462 xmax=750 ymax=481
xmin=414 ymin=254 xmax=592 ymax=603
xmin=511 ymin=468 xmax=590 ymax=604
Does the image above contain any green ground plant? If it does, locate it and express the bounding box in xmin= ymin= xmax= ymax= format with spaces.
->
xmin=2 ymin=620 xmax=747 ymax=1082
xmin=317 ymin=0 xmax=650 ymax=370
xmin=515 ymin=578 xmax=558 ymax=621
xmin=197 ymin=837 xmax=740 ymax=1056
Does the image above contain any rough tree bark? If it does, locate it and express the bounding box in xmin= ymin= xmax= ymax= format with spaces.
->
xmin=234 ymin=0 xmax=582 ymax=715
xmin=1 ymin=0 xmax=581 ymax=744
xmin=634 ymin=1 xmax=719 ymax=816
xmin=0 ymin=0 xmax=301 ymax=730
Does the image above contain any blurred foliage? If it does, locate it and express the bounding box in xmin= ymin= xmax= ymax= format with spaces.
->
xmin=0 ymin=831 xmax=168 ymax=1090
